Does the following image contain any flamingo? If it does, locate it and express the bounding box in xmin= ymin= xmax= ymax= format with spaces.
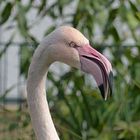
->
xmin=27 ymin=26 xmax=113 ymax=140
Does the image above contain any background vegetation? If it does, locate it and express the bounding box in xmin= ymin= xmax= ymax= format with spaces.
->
xmin=0 ymin=0 xmax=140 ymax=139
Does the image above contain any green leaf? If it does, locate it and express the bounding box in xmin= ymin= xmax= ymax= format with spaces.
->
xmin=108 ymin=8 xmax=119 ymax=23
xmin=58 ymin=0 xmax=71 ymax=15
xmin=103 ymin=7 xmax=119 ymax=37
xmin=38 ymin=0 xmax=47 ymax=15
xmin=0 ymin=85 xmax=15 ymax=101
xmin=109 ymin=25 xmax=120 ymax=42
xmin=20 ymin=44 xmax=34 ymax=77
xmin=135 ymin=12 xmax=140 ymax=20
xmin=129 ymin=0 xmax=140 ymax=21
xmin=44 ymin=25 xmax=56 ymax=36
xmin=8 ymin=122 xmax=19 ymax=131
xmin=16 ymin=2 xmax=28 ymax=37
xmin=0 ymin=2 xmax=12 ymax=25
xmin=129 ymin=0 xmax=139 ymax=12
xmin=0 ymin=34 xmax=14 ymax=58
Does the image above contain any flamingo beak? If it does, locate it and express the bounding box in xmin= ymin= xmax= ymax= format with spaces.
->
xmin=76 ymin=44 xmax=113 ymax=100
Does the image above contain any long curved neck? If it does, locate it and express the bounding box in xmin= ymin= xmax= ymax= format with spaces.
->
xmin=27 ymin=45 xmax=60 ymax=140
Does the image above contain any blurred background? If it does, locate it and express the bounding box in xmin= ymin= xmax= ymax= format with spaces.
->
xmin=0 ymin=0 xmax=140 ymax=139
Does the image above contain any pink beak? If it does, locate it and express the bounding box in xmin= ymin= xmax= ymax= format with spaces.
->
xmin=76 ymin=44 xmax=113 ymax=100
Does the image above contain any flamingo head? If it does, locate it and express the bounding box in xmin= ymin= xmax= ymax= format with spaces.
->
xmin=42 ymin=26 xmax=113 ymax=100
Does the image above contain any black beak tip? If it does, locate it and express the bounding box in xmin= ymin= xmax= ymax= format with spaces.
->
xmin=109 ymin=71 xmax=113 ymax=96
xmin=98 ymin=71 xmax=113 ymax=100
xmin=98 ymin=84 xmax=105 ymax=100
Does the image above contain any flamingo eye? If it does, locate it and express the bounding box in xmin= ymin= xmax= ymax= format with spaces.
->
xmin=69 ymin=41 xmax=80 ymax=48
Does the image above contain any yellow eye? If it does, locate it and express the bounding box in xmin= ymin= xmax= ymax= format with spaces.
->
xmin=69 ymin=41 xmax=76 ymax=47
xmin=69 ymin=41 xmax=80 ymax=48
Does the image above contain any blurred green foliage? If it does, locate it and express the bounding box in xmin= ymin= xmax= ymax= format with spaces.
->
xmin=0 ymin=0 xmax=140 ymax=139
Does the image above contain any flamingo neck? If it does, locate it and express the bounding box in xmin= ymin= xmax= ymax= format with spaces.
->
xmin=27 ymin=46 xmax=60 ymax=140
